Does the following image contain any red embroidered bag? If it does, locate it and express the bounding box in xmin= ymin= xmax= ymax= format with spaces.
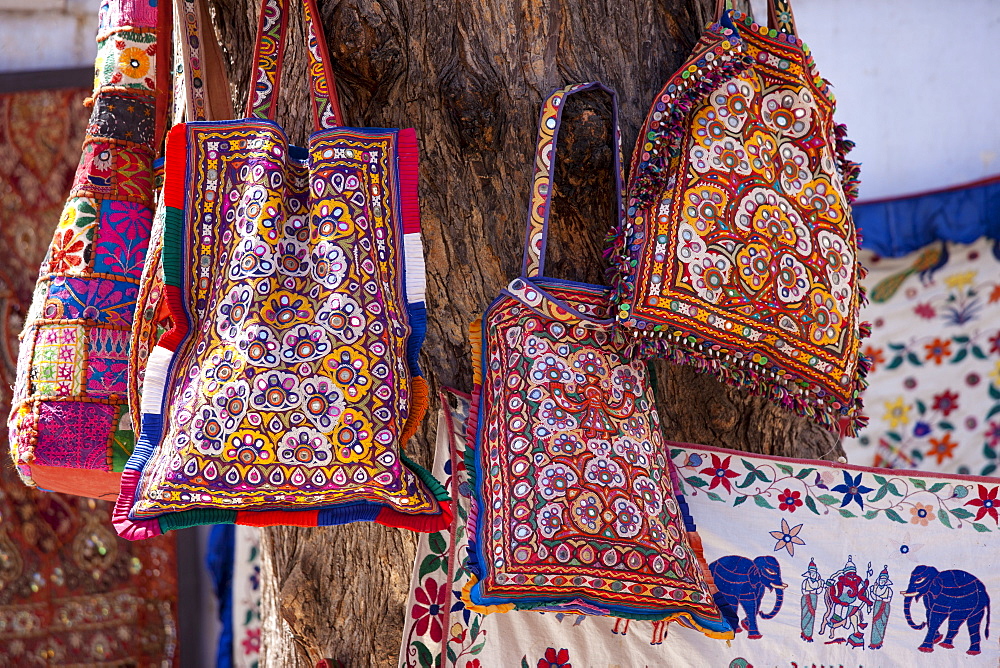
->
xmin=466 ymin=83 xmax=730 ymax=632
xmin=607 ymin=0 xmax=868 ymax=433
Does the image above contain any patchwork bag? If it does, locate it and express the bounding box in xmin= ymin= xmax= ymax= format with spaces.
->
xmin=6 ymin=0 xmax=170 ymax=500
xmin=113 ymin=0 xmax=448 ymax=539
xmin=607 ymin=0 xmax=869 ymax=433
xmin=466 ymin=82 xmax=731 ymax=633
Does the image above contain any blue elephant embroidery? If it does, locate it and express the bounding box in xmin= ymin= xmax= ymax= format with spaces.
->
xmin=902 ymin=565 xmax=991 ymax=655
xmin=709 ymin=555 xmax=787 ymax=639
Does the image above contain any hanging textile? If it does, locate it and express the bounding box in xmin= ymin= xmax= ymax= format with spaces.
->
xmin=232 ymin=526 xmax=263 ymax=667
xmin=854 ymin=176 xmax=1000 ymax=258
xmin=114 ymin=0 xmax=447 ymax=539
xmin=402 ymin=394 xmax=1000 ymax=667
xmin=843 ymin=238 xmax=1000 ymax=475
xmin=206 ymin=524 xmax=262 ymax=668
xmin=0 ymin=85 xmax=179 ymax=667
xmin=465 ymin=82 xmax=729 ymax=632
xmin=607 ymin=0 xmax=867 ymax=433
xmin=6 ymin=0 xmax=170 ymax=500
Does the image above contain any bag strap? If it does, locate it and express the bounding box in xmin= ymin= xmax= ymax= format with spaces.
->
xmin=246 ymin=0 xmax=344 ymax=130
xmin=521 ymin=81 xmax=623 ymax=280
xmin=174 ymin=0 xmax=234 ymax=122
xmin=713 ymin=0 xmax=798 ymax=35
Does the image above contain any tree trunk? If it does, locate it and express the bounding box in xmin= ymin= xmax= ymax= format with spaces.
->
xmin=206 ymin=0 xmax=840 ymax=664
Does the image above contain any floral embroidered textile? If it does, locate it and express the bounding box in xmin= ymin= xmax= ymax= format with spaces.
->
xmin=608 ymin=0 xmax=867 ymax=433
xmin=465 ymin=83 xmax=729 ymax=631
xmin=114 ymin=0 xmax=447 ymax=538
xmin=7 ymin=0 xmax=167 ymax=499
xmin=843 ymin=238 xmax=1000 ymax=475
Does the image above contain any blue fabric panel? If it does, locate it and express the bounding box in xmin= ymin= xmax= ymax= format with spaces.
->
xmin=855 ymin=177 xmax=1000 ymax=257
xmin=206 ymin=525 xmax=235 ymax=668
xmin=316 ymin=503 xmax=381 ymax=525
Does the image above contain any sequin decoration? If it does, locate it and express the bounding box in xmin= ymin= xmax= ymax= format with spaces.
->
xmin=608 ymin=5 xmax=867 ymax=434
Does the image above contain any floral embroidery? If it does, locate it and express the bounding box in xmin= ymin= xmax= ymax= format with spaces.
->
xmin=832 ymin=471 xmax=874 ymax=510
xmin=924 ymin=338 xmax=952 ymax=364
xmin=777 ymin=488 xmax=802 ymax=513
xmin=769 ymin=518 xmax=805 ymax=556
xmin=909 ymin=502 xmax=934 ymax=526
xmin=845 ymin=241 xmax=1000 ymax=475
xmin=674 ymin=446 xmax=1000 ymax=533
xmin=926 ymin=433 xmax=957 ymax=465
xmin=535 ymin=647 xmax=572 ymax=668
xmin=700 ymin=453 xmax=739 ymax=494
xmin=965 ymin=485 xmax=999 ymax=524
xmin=411 ymin=577 xmax=448 ymax=644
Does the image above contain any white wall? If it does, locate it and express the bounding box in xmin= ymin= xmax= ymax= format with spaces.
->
xmin=767 ymin=0 xmax=1000 ymax=201
xmin=0 ymin=0 xmax=100 ymax=72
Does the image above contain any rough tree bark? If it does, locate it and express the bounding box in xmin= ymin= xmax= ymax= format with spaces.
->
xmin=205 ymin=0 xmax=840 ymax=665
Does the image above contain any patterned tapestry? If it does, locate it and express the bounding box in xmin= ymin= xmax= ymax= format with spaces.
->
xmin=403 ymin=391 xmax=1000 ymax=667
xmin=0 ymin=88 xmax=179 ymax=666
xmin=843 ymin=238 xmax=1000 ymax=475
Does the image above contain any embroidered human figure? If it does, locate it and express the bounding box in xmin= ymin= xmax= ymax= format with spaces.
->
xmin=868 ymin=565 xmax=893 ymax=649
xmin=800 ymin=558 xmax=825 ymax=642
xmin=820 ymin=555 xmax=873 ymax=647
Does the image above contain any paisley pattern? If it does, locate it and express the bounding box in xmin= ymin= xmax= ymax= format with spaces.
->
xmin=115 ymin=123 xmax=444 ymax=533
xmin=610 ymin=6 xmax=867 ymax=434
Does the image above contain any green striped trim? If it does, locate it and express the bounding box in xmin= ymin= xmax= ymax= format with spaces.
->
xmin=401 ymin=451 xmax=450 ymax=503
xmin=157 ymin=508 xmax=238 ymax=532
xmin=162 ymin=206 xmax=185 ymax=288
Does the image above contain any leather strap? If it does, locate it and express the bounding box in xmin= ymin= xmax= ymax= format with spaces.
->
xmin=521 ymin=82 xmax=623 ymax=280
xmin=246 ymin=0 xmax=343 ymax=130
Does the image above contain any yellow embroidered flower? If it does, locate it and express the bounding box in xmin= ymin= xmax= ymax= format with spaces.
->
xmin=944 ymin=270 xmax=976 ymax=289
xmin=990 ymin=360 xmax=1000 ymax=385
xmin=118 ymin=47 xmax=150 ymax=79
xmin=883 ymin=397 xmax=911 ymax=430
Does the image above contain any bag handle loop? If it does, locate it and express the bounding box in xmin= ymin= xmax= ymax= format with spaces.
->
xmin=712 ymin=0 xmax=798 ymax=36
xmin=174 ymin=0 xmax=234 ymax=122
xmin=246 ymin=0 xmax=344 ymax=130
xmin=521 ymin=82 xmax=624 ymax=280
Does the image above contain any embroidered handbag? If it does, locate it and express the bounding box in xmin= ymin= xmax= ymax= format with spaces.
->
xmin=466 ymin=82 xmax=731 ymax=632
xmin=607 ymin=0 xmax=869 ymax=433
xmin=113 ymin=0 xmax=448 ymax=539
xmin=6 ymin=0 xmax=170 ymax=500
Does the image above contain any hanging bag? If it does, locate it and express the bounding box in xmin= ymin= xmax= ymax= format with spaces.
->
xmin=113 ymin=0 xmax=447 ymax=539
xmin=6 ymin=0 xmax=171 ymax=499
xmin=465 ymin=82 xmax=730 ymax=632
xmin=607 ymin=0 xmax=868 ymax=433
